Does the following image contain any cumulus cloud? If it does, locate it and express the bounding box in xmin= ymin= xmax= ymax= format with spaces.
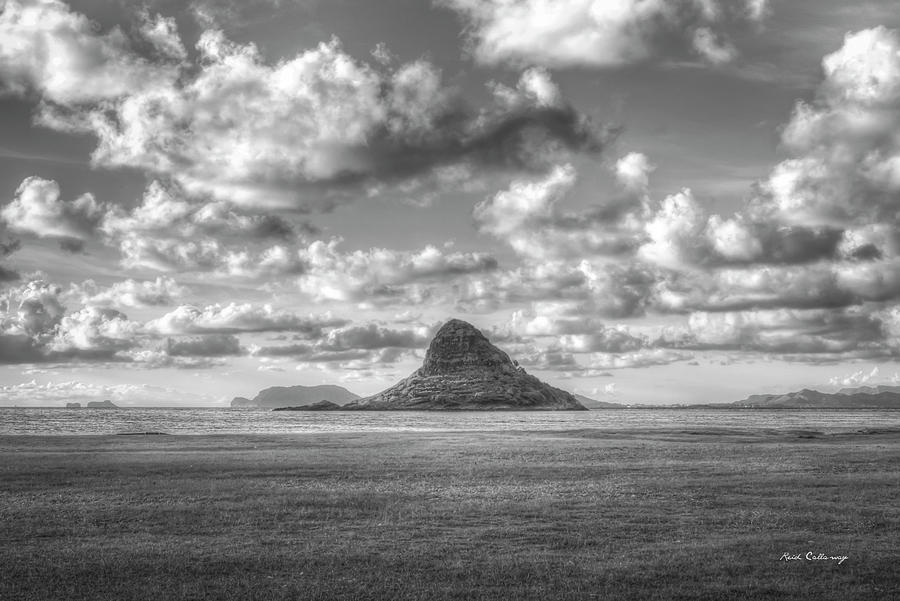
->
xmin=504 ymin=303 xmax=647 ymax=353
xmin=253 ymin=322 xmax=429 ymax=355
xmin=99 ymin=181 xmax=311 ymax=275
xmin=137 ymin=10 xmax=187 ymax=62
xmin=101 ymin=181 xmax=303 ymax=242
xmin=829 ymin=366 xmax=880 ymax=388
xmin=48 ymin=306 xmax=141 ymax=359
xmin=458 ymin=260 xmax=656 ymax=318
xmin=637 ymin=188 xmax=846 ymax=271
xmin=438 ymin=0 xmax=769 ymax=68
xmin=0 ymin=280 xmax=150 ymax=363
xmin=0 ymin=279 xmax=64 ymax=362
xmin=71 ymin=277 xmax=186 ymax=308
xmin=36 ymin=28 xmax=602 ymax=209
xmin=615 ymin=152 xmax=655 ymax=194
xmin=658 ymin=308 xmax=890 ymax=356
xmin=145 ymin=303 xmax=347 ymax=336
xmin=0 ymin=0 xmax=180 ymax=105
xmin=474 ymin=162 xmax=650 ymax=261
xmin=632 ymin=30 xmax=900 ymax=320
xmin=296 ymin=239 xmax=498 ymax=302
xmin=490 ymin=67 xmax=563 ymax=108
xmin=754 ymin=28 xmax=900 ymax=229
xmin=2 ymin=177 xmax=106 ymax=248
xmin=251 ymin=322 xmax=425 ymax=371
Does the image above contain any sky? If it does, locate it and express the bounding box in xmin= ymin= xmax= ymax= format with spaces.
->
xmin=3 ymin=0 xmax=900 ymax=406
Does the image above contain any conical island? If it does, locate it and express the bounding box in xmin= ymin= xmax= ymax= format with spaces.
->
xmin=345 ymin=319 xmax=587 ymax=410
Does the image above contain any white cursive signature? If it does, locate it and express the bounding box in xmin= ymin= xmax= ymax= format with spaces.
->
xmin=780 ymin=552 xmax=848 ymax=564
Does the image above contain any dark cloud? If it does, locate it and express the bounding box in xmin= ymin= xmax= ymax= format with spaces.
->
xmin=166 ymin=334 xmax=244 ymax=357
xmin=656 ymin=309 xmax=889 ymax=356
xmin=316 ymin=324 xmax=431 ymax=351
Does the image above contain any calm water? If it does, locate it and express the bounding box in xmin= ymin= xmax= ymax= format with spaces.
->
xmin=1 ymin=407 xmax=900 ymax=435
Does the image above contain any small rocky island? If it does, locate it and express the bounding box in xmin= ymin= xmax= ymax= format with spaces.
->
xmin=273 ymin=400 xmax=343 ymax=411
xmin=344 ymin=319 xmax=586 ymax=411
xmin=231 ymin=385 xmax=359 ymax=409
xmin=86 ymin=400 xmax=119 ymax=409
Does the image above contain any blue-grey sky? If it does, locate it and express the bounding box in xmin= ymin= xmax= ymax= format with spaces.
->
xmin=2 ymin=0 xmax=900 ymax=406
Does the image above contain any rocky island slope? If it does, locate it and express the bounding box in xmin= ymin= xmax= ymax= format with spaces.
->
xmin=344 ymin=319 xmax=586 ymax=411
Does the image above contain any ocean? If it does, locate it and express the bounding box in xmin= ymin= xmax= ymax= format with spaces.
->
xmin=2 ymin=407 xmax=899 ymax=435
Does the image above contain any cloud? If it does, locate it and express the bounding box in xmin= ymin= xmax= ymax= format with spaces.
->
xmin=47 ymin=306 xmax=142 ymax=359
xmin=558 ymin=330 xmax=647 ymax=354
xmin=2 ymin=177 xmax=106 ymax=247
xmin=615 ymin=152 xmax=655 ymax=194
xmin=438 ymin=0 xmax=769 ymax=68
xmin=101 ymin=181 xmax=304 ymax=242
xmin=137 ymin=9 xmax=187 ymax=62
xmin=187 ymin=0 xmax=322 ymax=29
xmin=100 ymin=182 xmax=311 ymax=275
xmin=489 ymin=67 xmax=563 ymax=109
xmin=458 ymin=260 xmax=656 ymax=318
xmin=0 ymin=280 xmax=149 ymax=364
xmin=505 ymin=303 xmax=647 ymax=353
xmin=637 ymin=188 xmax=846 ymax=271
xmin=71 ymin=277 xmax=186 ymax=308
xmin=37 ymin=28 xmax=603 ymax=209
xmin=0 ymin=379 xmax=218 ymax=406
xmin=1 ymin=278 xmax=65 ymax=338
xmin=579 ymin=348 xmax=691 ymax=370
xmin=516 ymin=348 xmax=581 ymax=371
xmin=0 ymin=230 xmax=21 ymax=282
xmin=145 ymin=303 xmax=347 ymax=335
xmin=122 ymin=348 xmax=227 ymax=370
xmin=3 ymin=176 xmax=314 ymax=277
xmin=165 ymin=334 xmax=244 ymax=357
xmin=317 ymin=323 xmax=431 ymax=351
xmin=252 ymin=323 xmax=429 ymax=355
xmin=250 ymin=322 xmax=429 ymax=372
xmin=473 ymin=162 xmax=649 ymax=261
xmin=756 ymin=27 xmax=900 ymax=229
xmin=297 ymin=239 xmax=498 ymax=302
xmin=829 ymin=366 xmax=879 ymax=388
xmin=658 ymin=308 xmax=890 ymax=356
xmin=0 ymin=0 xmax=180 ymax=105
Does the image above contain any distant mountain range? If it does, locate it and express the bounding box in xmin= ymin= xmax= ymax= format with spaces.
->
xmin=574 ymin=394 xmax=626 ymax=409
xmin=232 ymin=381 xmax=900 ymax=411
xmin=231 ymin=385 xmax=360 ymax=409
xmin=735 ymin=386 xmax=900 ymax=408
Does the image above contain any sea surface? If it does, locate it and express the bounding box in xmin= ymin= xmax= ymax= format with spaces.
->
xmin=2 ymin=407 xmax=900 ymax=435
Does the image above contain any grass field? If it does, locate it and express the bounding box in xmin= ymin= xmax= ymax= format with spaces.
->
xmin=1 ymin=428 xmax=898 ymax=600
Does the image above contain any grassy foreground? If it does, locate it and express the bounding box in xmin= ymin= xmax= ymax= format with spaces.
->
xmin=1 ymin=428 xmax=898 ymax=600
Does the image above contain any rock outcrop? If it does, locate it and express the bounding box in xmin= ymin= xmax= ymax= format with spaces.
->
xmin=65 ymin=402 xmax=82 ymax=409
xmin=345 ymin=319 xmax=586 ymax=411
